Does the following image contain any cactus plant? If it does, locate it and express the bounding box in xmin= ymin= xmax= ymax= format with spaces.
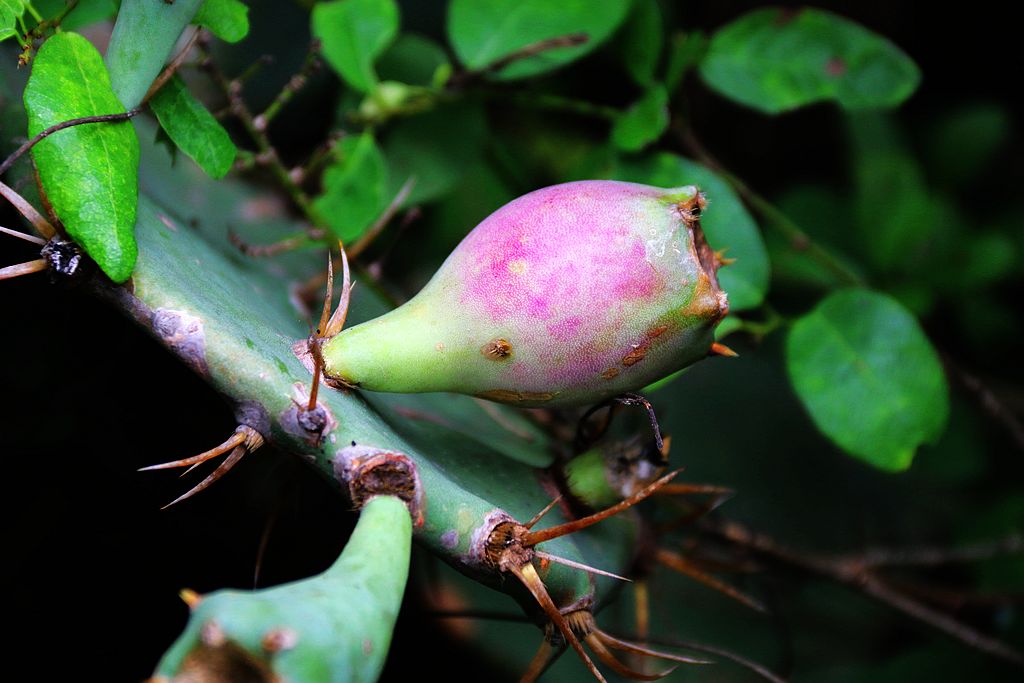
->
xmin=2 ymin=3 xmax=1022 ymax=683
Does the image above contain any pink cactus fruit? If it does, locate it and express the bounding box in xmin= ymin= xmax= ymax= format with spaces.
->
xmin=321 ymin=180 xmax=729 ymax=407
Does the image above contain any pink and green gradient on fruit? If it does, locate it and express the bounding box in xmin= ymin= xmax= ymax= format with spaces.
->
xmin=322 ymin=180 xmax=729 ymax=407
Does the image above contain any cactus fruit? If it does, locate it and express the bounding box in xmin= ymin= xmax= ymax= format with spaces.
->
xmin=321 ymin=180 xmax=729 ymax=407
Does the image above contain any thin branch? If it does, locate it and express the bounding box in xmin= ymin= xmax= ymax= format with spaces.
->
xmin=860 ymin=575 xmax=1024 ymax=666
xmin=482 ymin=89 xmax=619 ymax=120
xmin=255 ymin=40 xmax=322 ymax=130
xmin=347 ymin=177 xmax=416 ymax=259
xmin=228 ymin=228 xmax=322 ymax=258
xmin=0 ymin=111 xmax=140 ymax=178
xmin=702 ymin=518 xmax=1024 ymax=668
xmin=447 ymin=33 xmax=590 ymax=89
xmin=140 ymin=26 xmax=203 ymax=106
xmin=831 ymin=535 xmax=1024 ymax=569
xmin=673 ymin=122 xmax=864 ymax=287
xmin=200 ymin=39 xmax=323 ymax=227
xmin=945 ymin=356 xmax=1024 ymax=453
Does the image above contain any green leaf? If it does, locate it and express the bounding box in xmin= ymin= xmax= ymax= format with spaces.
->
xmin=24 ymin=32 xmax=139 ymax=283
xmin=312 ymin=0 xmax=399 ymax=93
xmin=699 ymin=8 xmax=920 ymax=114
xmin=927 ymin=103 xmax=1011 ymax=187
xmin=313 ymin=132 xmax=388 ymax=242
xmin=614 ymin=0 xmax=662 ymax=87
xmin=664 ymin=31 xmax=708 ymax=93
xmin=611 ymin=84 xmax=668 ymax=152
xmin=849 ymin=113 xmax=949 ymax=274
xmin=30 ymin=0 xmax=118 ymax=31
xmin=382 ymin=102 xmax=486 ymax=205
xmin=105 ymin=0 xmax=204 ymax=109
xmin=447 ymin=0 xmax=631 ymax=80
xmin=610 ymin=152 xmax=770 ymax=311
xmin=0 ymin=0 xmax=26 ymax=42
xmin=377 ymin=33 xmax=451 ymax=87
xmin=149 ymin=75 xmax=237 ymax=178
xmin=193 ymin=0 xmax=249 ymax=43
xmin=786 ymin=289 xmax=949 ymax=471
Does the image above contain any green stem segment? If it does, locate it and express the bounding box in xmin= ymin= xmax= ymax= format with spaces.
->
xmin=105 ymin=0 xmax=204 ymax=110
xmin=156 ymin=495 xmax=413 ymax=683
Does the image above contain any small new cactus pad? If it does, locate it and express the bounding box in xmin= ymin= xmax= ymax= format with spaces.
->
xmin=322 ymin=180 xmax=729 ymax=407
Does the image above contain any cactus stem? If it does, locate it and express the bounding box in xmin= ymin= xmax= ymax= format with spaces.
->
xmin=524 ymin=495 xmax=563 ymax=529
xmin=523 ymin=470 xmax=681 ymax=547
xmin=710 ymin=342 xmax=739 ymax=357
xmin=511 ymin=563 xmax=608 ymax=683
xmin=260 ymin=627 xmax=299 ymax=653
xmin=533 ymin=550 xmax=632 ymax=582
xmin=655 ymin=547 xmax=767 ymax=613
xmin=139 ymin=425 xmax=264 ymax=508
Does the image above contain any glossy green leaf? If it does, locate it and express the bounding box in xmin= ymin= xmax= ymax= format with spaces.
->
xmin=313 ymin=132 xmax=388 ymax=242
xmin=149 ymin=75 xmax=237 ymax=178
xmin=700 ymin=8 xmax=920 ymax=114
xmin=312 ymin=0 xmax=399 ymax=93
xmin=447 ymin=0 xmax=631 ymax=80
xmin=611 ymin=84 xmax=668 ymax=151
xmin=614 ymin=0 xmax=662 ymax=86
xmin=1 ymin=0 xmax=28 ymax=42
xmin=24 ymin=32 xmax=139 ymax=283
xmin=105 ymin=0 xmax=203 ymax=109
xmin=382 ymin=102 xmax=486 ymax=205
xmin=611 ymin=152 xmax=770 ymax=311
xmin=194 ymin=0 xmax=249 ymax=43
xmin=786 ymin=289 xmax=949 ymax=471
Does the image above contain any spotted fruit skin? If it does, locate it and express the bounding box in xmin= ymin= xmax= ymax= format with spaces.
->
xmin=322 ymin=180 xmax=728 ymax=407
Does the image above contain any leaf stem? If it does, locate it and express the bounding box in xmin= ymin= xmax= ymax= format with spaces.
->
xmin=449 ymin=33 xmax=589 ymax=87
xmin=483 ymin=88 xmax=618 ymax=120
xmin=675 ymin=122 xmax=865 ymax=287
xmin=255 ymin=40 xmax=321 ymax=129
xmin=200 ymin=39 xmax=325 ymax=229
xmin=703 ymin=517 xmax=1024 ymax=668
xmin=0 ymin=110 xmax=139 ymax=178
